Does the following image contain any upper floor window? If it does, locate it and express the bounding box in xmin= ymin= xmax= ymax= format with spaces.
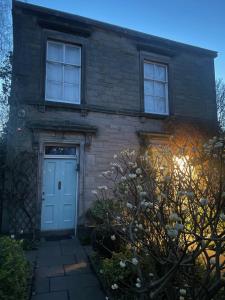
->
xmin=144 ymin=61 xmax=169 ymax=115
xmin=45 ymin=41 xmax=81 ymax=104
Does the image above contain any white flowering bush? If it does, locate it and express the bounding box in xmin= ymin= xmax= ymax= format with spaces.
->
xmin=91 ymin=135 xmax=225 ymax=300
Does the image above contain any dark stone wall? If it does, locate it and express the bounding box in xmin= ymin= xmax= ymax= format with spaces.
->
xmin=11 ymin=2 xmax=218 ymax=126
xmin=6 ymin=2 xmax=219 ymax=232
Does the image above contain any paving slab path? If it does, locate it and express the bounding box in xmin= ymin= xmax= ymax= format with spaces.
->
xmin=31 ymin=237 xmax=105 ymax=300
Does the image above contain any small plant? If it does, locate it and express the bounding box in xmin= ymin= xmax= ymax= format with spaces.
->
xmin=0 ymin=236 xmax=29 ymax=300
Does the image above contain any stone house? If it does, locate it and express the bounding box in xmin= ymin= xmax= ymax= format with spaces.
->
xmin=4 ymin=1 xmax=218 ymax=235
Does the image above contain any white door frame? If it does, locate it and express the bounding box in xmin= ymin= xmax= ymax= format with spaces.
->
xmin=41 ymin=144 xmax=79 ymax=234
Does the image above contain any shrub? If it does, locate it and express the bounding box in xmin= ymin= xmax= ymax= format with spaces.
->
xmin=87 ymin=198 xmax=120 ymax=225
xmin=91 ymin=135 xmax=225 ymax=300
xmin=0 ymin=236 xmax=29 ymax=300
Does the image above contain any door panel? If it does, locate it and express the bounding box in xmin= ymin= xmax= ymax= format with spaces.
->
xmin=59 ymin=159 xmax=77 ymax=230
xmin=41 ymin=158 xmax=77 ymax=231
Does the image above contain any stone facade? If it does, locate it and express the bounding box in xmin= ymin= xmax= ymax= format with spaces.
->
xmin=5 ymin=1 xmax=218 ymax=233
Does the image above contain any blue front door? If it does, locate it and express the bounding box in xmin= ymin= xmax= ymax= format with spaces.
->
xmin=41 ymin=158 xmax=77 ymax=231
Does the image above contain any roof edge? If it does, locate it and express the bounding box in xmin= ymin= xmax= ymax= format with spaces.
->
xmin=13 ymin=0 xmax=218 ymax=58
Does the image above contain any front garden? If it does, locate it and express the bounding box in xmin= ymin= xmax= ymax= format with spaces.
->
xmin=88 ymin=133 xmax=225 ymax=300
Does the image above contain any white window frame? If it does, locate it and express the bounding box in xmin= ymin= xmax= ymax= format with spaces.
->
xmin=144 ymin=61 xmax=169 ymax=115
xmin=45 ymin=40 xmax=81 ymax=104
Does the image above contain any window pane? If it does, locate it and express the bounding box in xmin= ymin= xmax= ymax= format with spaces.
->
xmin=155 ymin=97 xmax=166 ymax=114
xmin=64 ymin=84 xmax=80 ymax=103
xmin=47 ymin=42 xmax=63 ymax=62
xmin=64 ymin=66 xmax=80 ymax=84
xmin=65 ymin=45 xmax=81 ymax=65
xmin=46 ymin=81 xmax=63 ymax=100
xmin=45 ymin=146 xmax=76 ymax=156
xmin=144 ymin=63 xmax=154 ymax=79
xmin=144 ymin=95 xmax=155 ymax=113
xmin=144 ymin=80 xmax=154 ymax=96
xmin=46 ymin=62 xmax=63 ymax=82
xmin=155 ymin=65 xmax=167 ymax=81
xmin=154 ymin=82 xmax=165 ymax=97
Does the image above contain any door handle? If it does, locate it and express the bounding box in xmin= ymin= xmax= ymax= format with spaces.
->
xmin=58 ymin=181 xmax=62 ymax=190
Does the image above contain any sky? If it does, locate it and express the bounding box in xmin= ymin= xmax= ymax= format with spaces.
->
xmin=19 ymin=0 xmax=225 ymax=80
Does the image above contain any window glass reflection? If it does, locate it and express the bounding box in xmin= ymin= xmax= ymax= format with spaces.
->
xmin=45 ymin=146 xmax=76 ymax=155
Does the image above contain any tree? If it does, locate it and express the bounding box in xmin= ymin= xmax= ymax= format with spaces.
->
xmin=0 ymin=0 xmax=12 ymax=231
xmin=216 ymin=78 xmax=225 ymax=132
xmin=0 ymin=53 xmax=12 ymax=131
xmin=0 ymin=0 xmax=12 ymax=62
xmin=0 ymin=0 xmax=12 ymax=131
xmin=90 ymin=134 xmax=225 ymax=300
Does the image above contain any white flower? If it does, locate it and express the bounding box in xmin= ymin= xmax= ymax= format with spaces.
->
xmin=111 ymin=235 xmax=116 ymax=241
xmin=137 ymin=185 xmax=142 ymax=192
xmin=200 ymin=198 xmax=208 ymax=206
xmin=126 ymin=202 xmax=133 ymax=209
xmin=119 ymin=261 xmax=126 ymax=268
xmin=214 ymin=142 xmax=223 ymax=148
xmin=129 ymin=173 xmax=137 ymax=179
xmin=169 ymin=213 xmax=180 ymax=222
xmin=140 ymin=191 xmax=147 ymax=197
xmin=141 ymin=201 xmax=148 ymax=207
xmin=167 ymin=229 xmax=178 ymax=238
xmin=91 ymin=190 xmax=98 ymax=195
xmin=136 ymin=168 xmax=142 ymax=175
xmin=138 ymin=224 xmax=143 ymax=230
xmin=220 ymin=213 xmax=225 ymax=221
xmin=210 ymin=257 xmax=216 ymax=265
xmin=111 ymin=283 xmax=118 ymax=290
xmin=149 ymin=273 xmax=154 ymax=277
xmin=135 ymin=282 xmax=141 ymax=288
xmin=179 ymin=289 xmax=186 ymax=296
xmin=132 ymin=258 xmax=138 ymax=265
xmin=113 ymin=154 xmax=118 ymax=159
xmin=110 ymin=162 xmax=123 ymax=172
xmin=121 ymin=176 xmax=126 ymax=181
xmin=141 ymin=201 xmax=153 ymax=208
xmin=148 ymin=202 xmax=154 ymax=208
xmin=136 ymin=277 xmax=141 ymax=282
xmin=10 ymin=234 xmax=15 ymax=239
xmin=97 ymin=186 xmax=108 ymax=190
